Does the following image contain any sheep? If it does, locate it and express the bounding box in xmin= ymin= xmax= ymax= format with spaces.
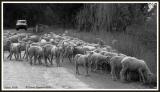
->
xmin=7 ymin=43 xmax=21 ymax=60
xmin=43 ymin=44 xmax=55 ymax=66
xmin=29 ymin=35 xmax=40 ymax=42
xmin=7 ymin=40 xmax=26 ymax=60
xmin=23 ymin=41 xmax=41 ymax=61
xmin=22 ymin=36 xmax=30 ymax=42
xmin=42 ymin=36 xmax=50 ymax=42
xmin=15 ymin=41 xmax=27 ymax=60
xmin=89 ymin=52 xmax=110 ymax=72
xmin=40 ymin=39 xmax=47 ymax=43
xmin=82 ymin=45 xmax=96 ymax=51
xmin=74 ymin=52 xmax=93 ymax=76
xmin=51 ymin=46 xmax=63 ymax=67
xmin=62 ymin=45 xmax=75 ymax=63
xmin=49 ymin=39 xmax=58 ymax=45
xmin=28 ymin=45 xmax=43 ymax=65
xmin=120 ymin=56 xmax=153 ymax=84
xmin=72 ymin=46 xmax=87 ymax=58
xmin=93 ymin=48 xmax=102 ymax=53
xmin=18 ymin=33 xmax=27 ymax=39
xmin=110 ymin=55 xmax=127 ymax=81
xmin=8 ymin=35 xmax=19 ymax=43
xmin=100 ymin=51 xmax=118 ymax=63
xmin=3 ymin=39 xmax=11 ymax=59
xmin=23 ymin=41 xmax=31 ymax=61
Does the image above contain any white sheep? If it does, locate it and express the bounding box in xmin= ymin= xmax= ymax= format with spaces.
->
xmin=120 ymin=56 xmax=153 ymax=84
xmin=89 ymin=52 xmax=110 ymax=72
xmin=8 ymin=35 xmax=19 ymax=43
xmin=100 ymin=51 xmax=118 ymax=63
xmin=40 ymin=39 xmax=47 ymax=43
xmin=7 ymin=43 xmax=21 ymax=60
xmin=51 ymin=46 xmax=63 ymax=67
xmin=110 ymin=55 xmax=127 ymax=81
xmin=43 ymin=44 xmax=55 ymax=66
xmin=74 ymin=52 xmax=93 ymax=76
xmin=3 ymin=38 xmax=11 ymax=59
xmin=29 ymin=35 xmax=40 ymax=42
xmin=28 ymin=45 xmax=43 ymax=65
xmin=82 ymin=45 xmax=96 ymax=51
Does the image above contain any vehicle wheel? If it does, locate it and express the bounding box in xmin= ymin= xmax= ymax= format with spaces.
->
xmin=16 ymin=28 xmax=19 ymax=31
xmin=25 ymin=28 xmax=27 ymax=31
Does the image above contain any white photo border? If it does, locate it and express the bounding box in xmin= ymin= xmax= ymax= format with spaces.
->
xmin=1 ymin=1 xmax=159 ymax=91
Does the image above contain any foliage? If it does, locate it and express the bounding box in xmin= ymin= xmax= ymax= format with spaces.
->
xmin=3 ymin=3 xmax=83 ymax=28
xmin=76 ymin=3 xmax=149 ymax=32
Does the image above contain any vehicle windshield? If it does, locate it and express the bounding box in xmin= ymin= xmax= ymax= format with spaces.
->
xmin=18 ymin=20 xmax=26 ymax=23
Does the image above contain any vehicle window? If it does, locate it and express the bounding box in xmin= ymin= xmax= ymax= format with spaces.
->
xmin=20 ymin=21 xmax=26 ymax=23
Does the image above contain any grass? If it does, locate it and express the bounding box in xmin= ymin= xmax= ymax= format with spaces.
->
xmin=46 ymin=24 xmax=157 ymax=75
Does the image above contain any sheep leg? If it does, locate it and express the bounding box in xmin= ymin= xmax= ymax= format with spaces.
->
xmin=48 ymin=56 xmax=53 ymax=65
xmin=111 ymin=66 xmax=117 ymax=81
xmin=120 ymin=67 xmax=127 ymax=82
xmin=17 ymin=53 xmax=19 ymax=61
xmin=44 ymin=56 xmax=48 ymax=66
xmin=34 ymin=56 xmax=37 ymax=64
xmin=30 ymin=56 xmax=33 ymax=65
xmin=23 ymin=51 xmax=26 ymax=59
xmin=58 ymin=57 xmax=61 ymax=67
xmin=76 ymin=63 xmax=80 ymax=75
xmin=68 ymin=56 xmax=72 ymax=63
xmin=139 ymin=73 xmax=143 ymax=82
xmin=26 ymin=52 xmax=29 ymax=61
xmin=7 ymin=52 xmax=11 ymax=59
xmin=38 ymin=56 xmax=42 ymax=65
xmin=9 ymin=52 xmax=13 ymax=60
xmin=85 ymin=62 xmax=89 ymax=76
xmin=90 ymin=61 xmax=94 ymax=72
xmin=94 ymin=61 xmax=98 ymax=72
xmin=47 ymin=57 xmax=51 ymax=65
xmin=7 ymin=49 xmax=12 ymax=59
xmin=57 ymin=57 xmax=61 ymax=67
xmin=16 ymin=52 xmax=19 ymax=61
xmin=61 ymin=54 xmax=64 ymax=62
xmin=55 ymin=57 xmax=59 ymax=67
xmin=51 ymin=54 xmax=54 ymax=64
xmin=126 ymin=71 xmax=131 ymax=81
xmin=14 ymin=53 xmax=17 ymax=60
xmin=139 ymin=69 xmax=146 ymax=84
xmin=19 ymin=51 xmax=22 ymax=60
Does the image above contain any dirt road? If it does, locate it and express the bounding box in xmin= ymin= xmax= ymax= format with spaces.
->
xmin=3 ymin=52 xmax=150 ymax=89
xmin=2 ymin=29 xmax=152 ymax=90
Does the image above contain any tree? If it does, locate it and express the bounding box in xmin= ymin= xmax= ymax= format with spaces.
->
xmin=76 ymin=3 xmax=149 ymax=32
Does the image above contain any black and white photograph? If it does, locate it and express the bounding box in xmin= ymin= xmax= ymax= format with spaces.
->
xmin=1 ymin=1 xmax=159 ymax=90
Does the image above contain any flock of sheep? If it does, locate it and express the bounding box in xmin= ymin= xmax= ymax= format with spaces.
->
xmin=3 ymin=30 xmax=156 ymax=88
